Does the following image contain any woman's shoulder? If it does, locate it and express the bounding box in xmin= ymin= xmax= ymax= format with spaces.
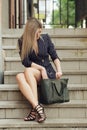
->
xmin=41 ymin=33 xmax=49 ymax=38
xmin=41 ymin=33 xmax=50 ymax=41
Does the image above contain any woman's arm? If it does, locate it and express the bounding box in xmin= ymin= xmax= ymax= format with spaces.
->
xmin=45 ymin=34 xmax=62 ymax=79
xmin=31 ymin=62 xmax=48 ymax=79
xmin=54 ymin=58 xmax=62 ymax=79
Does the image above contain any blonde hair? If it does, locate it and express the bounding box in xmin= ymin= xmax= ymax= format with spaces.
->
xmin=21 ymin=17 xmax=42 ymax=60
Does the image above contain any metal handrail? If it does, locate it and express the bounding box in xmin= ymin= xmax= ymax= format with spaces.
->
xmin=9 ymin=0 xmax=87 ymax=28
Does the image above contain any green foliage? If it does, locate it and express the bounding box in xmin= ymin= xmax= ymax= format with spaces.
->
xmin=50 ymin=0 xmax=75 ymax=28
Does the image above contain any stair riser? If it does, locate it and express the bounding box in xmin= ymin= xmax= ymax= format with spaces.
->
xmin=58 ymin=50 xmax=87 ymax=59
xmin=0 ymin=107 xmax=87 ymax=119
xmin=4 ymin=75 xmax=87 ymax=84
xmin=5 ymin=61 xmax=87 ymax=71
xmin=2 ymin=37 xmax=87 ymax=47
xmin=5 ymin=61 xmax=24 ymax=71
xmin=52 ymin=37 xmax=87 ymax=48
xmin=0 ymin=90 xmax=87 ymax=101
xmin=2 ymin=38 xmax=18 ymax=46
xmin=4 ymin=50 xmax=19 ymax=57
xmin=4 ymin=49 xmax=87 ymax=58
xmin=0 ymin=91 xmax=25 ymax=101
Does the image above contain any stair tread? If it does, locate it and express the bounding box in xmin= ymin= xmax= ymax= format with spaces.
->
xmin=0 ymin=118 xmax=87 ymax=128
xmin=0 ymin=100 xmax=87 ymax=108
xmin=56 ymin=46 xmax=87 ymax=50
xmin=3 ymin=46 xmax=87 ymax=50
xmin=2 ymin=28 xmax=87 ymax=37
xmin=2 ymin=46 xmax=16 ymax=49
xmin=4 ymin=70 xmax=87 ymax=75
xmin=5 ymin=57 xmax=87 ymax=61
xmin=0 ymin=84 xmax=87 ymax=91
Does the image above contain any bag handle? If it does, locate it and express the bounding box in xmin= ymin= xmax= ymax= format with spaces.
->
xmin=52 ymin=82 xmax=61 ymax=96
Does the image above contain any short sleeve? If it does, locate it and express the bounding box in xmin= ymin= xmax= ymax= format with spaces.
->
xmin=46 ymin=34 xmax=60 ymax=61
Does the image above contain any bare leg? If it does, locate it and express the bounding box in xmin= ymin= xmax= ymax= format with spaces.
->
xmin=16 ymin=68 xmax=46 ymax=122
xmin=16 ymin=70 xmax=40 ymax=108
xmin=24 ymin=68 xmax=41 ymax=100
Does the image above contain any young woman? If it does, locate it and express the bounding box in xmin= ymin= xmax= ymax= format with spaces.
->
xmin=16 ymin=17 xmax=62 ymax=123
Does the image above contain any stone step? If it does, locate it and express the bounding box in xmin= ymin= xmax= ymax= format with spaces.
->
xmin=4 ymin=57 xmax=24 ymax=71
xmin=4 ymin=57 xmax=87 ymax=71
xmin=3 ymin=45 xmax=87 ymax=51
xmin=3 ymin=45 xmax=87 ymax=50
xmin=2 ymin=28 xmax=87 ymax=36
xmin=0 ymin=119 xmax=86 ymax=130
xmin=0 ymin=100 xmax=87 ymax=119
xmin=1 ymin=118 xmax=87 ymax=130
xmin=4 ymin=70 xmax=87 ymax=84
xmin=3 ymin=45 xmax=87 ymax=58
xmin=58 ymin=49 xmax=87 ymax=59
xmin=2 ymin=28 xmax=87 ymax=47
xmin=0 ymin=84 xmax=87 ymax=101
xmin=3 ymin=46 xmax=19 ymax=57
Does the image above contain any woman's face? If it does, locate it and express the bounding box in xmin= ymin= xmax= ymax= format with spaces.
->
xmin=35 ymin=28 xmax=42 ymax=40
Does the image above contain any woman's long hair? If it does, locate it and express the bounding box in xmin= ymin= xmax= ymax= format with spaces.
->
xmin=21 ymin=17 xmax=42 ymax=60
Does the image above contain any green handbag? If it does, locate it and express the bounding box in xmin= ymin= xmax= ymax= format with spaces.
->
xmin=39 ymin=78 xmax=69 ymax=104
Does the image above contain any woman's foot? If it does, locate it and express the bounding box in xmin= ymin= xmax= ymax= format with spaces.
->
xmin=35 ymin=104 xmax=46 ymax=123
xmin=24 ymin=108 xmax=36 ymax=121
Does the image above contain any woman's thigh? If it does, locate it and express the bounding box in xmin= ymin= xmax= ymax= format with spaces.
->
xmin=24 ymin=67 xmax=41 ymax=82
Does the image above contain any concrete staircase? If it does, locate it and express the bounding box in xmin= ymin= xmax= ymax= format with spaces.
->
xmin=0 ymin=28 xmax=87 ymax=130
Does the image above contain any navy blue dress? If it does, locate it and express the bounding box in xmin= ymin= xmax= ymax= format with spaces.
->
xmin=18 ymin=34 xmax=60 ymax=79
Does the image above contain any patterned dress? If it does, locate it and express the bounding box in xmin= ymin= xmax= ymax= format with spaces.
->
xmin=18 ymin=34 xmax=60 ymax=79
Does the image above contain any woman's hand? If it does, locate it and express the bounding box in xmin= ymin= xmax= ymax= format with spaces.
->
xmin=54 ymin=59 xmax=62 ymax=79
xmin=31 ymin=62 xmax=48 ymax=79
xmin=56 ymin=71 xmax=62 ymax=79
xmin=41 ymin=67 xmax=48 ymax=79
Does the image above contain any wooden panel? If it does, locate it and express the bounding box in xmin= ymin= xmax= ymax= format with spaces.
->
xmin=9 ymin=0 xmax=16 ymax=28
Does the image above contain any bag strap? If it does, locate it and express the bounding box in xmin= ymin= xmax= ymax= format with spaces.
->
xmin=52 ymin=82 xmax=62 ymax=96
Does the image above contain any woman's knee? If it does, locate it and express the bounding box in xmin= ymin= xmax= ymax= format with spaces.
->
xmin=16 ymin=73 xmax=24 ymax=81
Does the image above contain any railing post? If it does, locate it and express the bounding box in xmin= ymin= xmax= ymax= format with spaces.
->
xmin=85 ymin=17 xmax=87 ymax=28
xmin=9 ymin=0 xmax=16 ymax=28
xmin=0 ymin=0 xmax=4 ymax=83
xmin=27 ymin=0 xmax=33 ymax=17
xmin=19 ymin=0 xmax=23 ymax=28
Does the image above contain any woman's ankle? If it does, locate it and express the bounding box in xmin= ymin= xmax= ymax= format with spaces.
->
xmin=32 ymin=102 xmax=39 ymax=109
